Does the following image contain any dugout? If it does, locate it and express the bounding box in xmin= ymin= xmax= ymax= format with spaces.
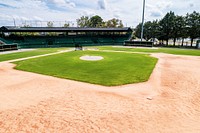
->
xmin=124 ymin=40 xmax=153 ymax=47
xmin=0 ymin=43 xmax=18 ymax=52
xmin=0 ymin=26 xmax=132 ymax=48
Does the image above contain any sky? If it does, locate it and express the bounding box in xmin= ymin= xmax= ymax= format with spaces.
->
xmin=0 ymin=0 xmax=199 ymax=28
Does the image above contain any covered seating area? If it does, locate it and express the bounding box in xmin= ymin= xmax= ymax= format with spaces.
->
xmin=0 ymin=26 xmax=132 ymax=48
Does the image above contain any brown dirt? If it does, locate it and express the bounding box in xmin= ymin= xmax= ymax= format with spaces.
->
xmin=0 ymin=53 xmax=200 ymax=133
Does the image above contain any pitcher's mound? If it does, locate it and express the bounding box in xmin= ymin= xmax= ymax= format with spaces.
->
xmin=80 ymin=55 xmax=104 ymax=61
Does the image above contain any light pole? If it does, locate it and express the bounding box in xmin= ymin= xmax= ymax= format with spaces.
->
xmin=141 ymin=0 xmax=146 ymax=41
xmin=13 ymin=18 xmax=16 ymax=27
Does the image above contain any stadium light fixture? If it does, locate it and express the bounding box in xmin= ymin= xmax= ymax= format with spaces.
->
xmin=141 ymin=0 xmax=146 ymax=41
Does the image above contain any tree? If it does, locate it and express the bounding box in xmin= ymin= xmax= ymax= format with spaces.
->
xmin=159 ymin=11 xmax=176 ymax=46
xmin=23 ymin=24 xmax=31 ymax=27
xmin=76 ymin=16 xmax=90 ymax=27
xmin=100 ymin=21 xmax=107 ymax=28
xmin=186 ymin=11 xmax=200 ymax=46
xmin=178 ymin=16 xmax=188 ymax=46
xmin=47 ymin=21 xmax=54 ymax=27
xmin=144 ymin=20 xmax=161 ymax=41
xmin=134 ymin=20 xmax=160 ymax=41
xmin=134 ymin=10 xmax=199 ymax=47
xmin=76 ymin=15 xmax=124 ymax=28
xmin=105 ymin=18 xmax=124 ymax=28
xmin=150 ymin=20 xmax=161 ymax=39
xmin=118 ymin=20 xmax=124 ymax=28
xmin=134 ymin=23 xmax=142 ymax=39
xmin=143 ymin=21 xmax=152 ymax=40
xmin=89 ymin=15 xmax=103 ymax=28
xmin=171 ymin=15 xmax=186 ymax=46
xmin=63 ymin=23 xmax=70 ymax=27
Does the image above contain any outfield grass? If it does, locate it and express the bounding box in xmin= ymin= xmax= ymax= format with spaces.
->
xmin=14 ymin=51 xmax=157 ymax=86
xmin=0 ymin=48 xmax=69 ymax=62
xmin=97 ymin=46 xmax=200 ymax=56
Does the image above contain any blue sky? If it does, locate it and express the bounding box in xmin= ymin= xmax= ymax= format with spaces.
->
xmin=0 ymin=0 xmax=199 ymax=27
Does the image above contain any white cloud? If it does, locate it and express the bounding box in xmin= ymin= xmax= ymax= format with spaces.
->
xmin=33 ymin=16 xmax=44 ymax=21
xmin=145 ymin=1 xmax=173 ymax=20
xmin=50 ymin=0 xmax=66 ymax=5
xmin=0 ymin=0 xmax=199 ymax=27
xmin=155 ymin=1 xmax=173 ymax=9
xmin=97 ymin=0 xmax=107 ymax=10
xmin=48 ymin=0 xmax=76 ymax=8
xmin=81 ymin=10 xmax=96 ymax=17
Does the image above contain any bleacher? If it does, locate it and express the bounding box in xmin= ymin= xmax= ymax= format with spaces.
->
xmin=0 ymin=37 xmax=13 ymax=44
xmin=55 ymin=37 xmax=74 ymax=46
xmin=1 ymin=35 xmax=129 ymax=48
xmin=74 ymin=37 xmax=95 ymax=46
xmin=113 ymin=36 xmax=128 ymax=44
xmin=0 ymin=26 xmax=133 ymax=48
xmin=22 ymin=37 xmax=46 ymax=48
xmin=98 ymin=37 xmax=114 ymax=45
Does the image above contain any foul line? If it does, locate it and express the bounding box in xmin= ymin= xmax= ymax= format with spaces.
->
xmin=4 ymin=49 xmax=74 ymax=63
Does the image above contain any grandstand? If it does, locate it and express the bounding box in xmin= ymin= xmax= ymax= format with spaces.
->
xmin=0 ymin=26 xmax=132 ymax=48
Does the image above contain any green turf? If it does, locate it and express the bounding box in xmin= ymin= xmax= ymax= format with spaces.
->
xmin=0 ymin=48 xmax=69 ymax=62
xmin=97 ymin=46 xmax=200 ymax=56
xmin=14 ymin=51 xmax=157 ymax=86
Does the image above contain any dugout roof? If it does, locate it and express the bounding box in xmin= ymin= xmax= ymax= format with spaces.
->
xmin=0 ymin=26 xmax=132 ymax=32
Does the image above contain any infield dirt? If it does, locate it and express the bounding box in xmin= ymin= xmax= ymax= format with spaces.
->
xmin=0 ymin=53 xmax=200 ymax=133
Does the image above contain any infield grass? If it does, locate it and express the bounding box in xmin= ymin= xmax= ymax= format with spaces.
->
xmin=14 ymin=51 xmax=157 ymax=86
xmin=97 ymin=46 xmax=200 ymax=56
xmin=0 ymin=48 xmax=69 ymax=62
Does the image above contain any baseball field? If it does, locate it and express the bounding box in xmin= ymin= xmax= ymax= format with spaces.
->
xmin=0 ymin=46 xmax=200 ymax=132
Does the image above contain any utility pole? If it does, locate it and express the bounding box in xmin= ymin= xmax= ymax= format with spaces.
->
xmin=140 ymin=0 xmax=146 ymax=41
